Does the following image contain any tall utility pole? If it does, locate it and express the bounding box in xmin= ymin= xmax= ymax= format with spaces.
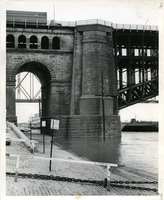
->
xmin=101 ymin=71 xmax=106 ymax=142
xmin=95 ymin=71 xmax=106 ymax=141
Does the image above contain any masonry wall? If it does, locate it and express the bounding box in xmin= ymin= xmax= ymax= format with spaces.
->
xmin=76 ymin=25 xmax=118 ymax=117
xmin=70 ymin=30 xmax=83 ymax=115
xmin=6 ymin=24 xmax=121 ymax=137
xmin=42 ymin=115 xmax=121 ymax=138
xmin=6 ymin=27 xmax=74 ymax=121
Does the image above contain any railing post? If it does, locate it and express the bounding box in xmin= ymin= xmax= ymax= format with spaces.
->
xmin=14 ymin=155 xmax=20 ymax=182
xmin=106 ymin=164 xmax=111 ymax=191
xmin=36 ymin=20 xmax=38 ymax=28
xmin=13 ymin=18 xmax=15 ymax=27
xmin=103 ymin=164 xmax=111 ymax=190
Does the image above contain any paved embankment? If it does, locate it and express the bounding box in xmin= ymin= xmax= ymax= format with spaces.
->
xmin=6 ymin=132 xmax=158 ymax=196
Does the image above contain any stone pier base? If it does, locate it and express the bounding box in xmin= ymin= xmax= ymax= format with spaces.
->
xmin=41 ymin=115 xmax=121 ymax=138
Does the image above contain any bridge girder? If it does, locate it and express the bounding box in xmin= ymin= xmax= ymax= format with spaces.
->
xmin=118 ymin=79 xmax=158 ymax=109
xmin=113 ymin=29 xmax=158 ymax=109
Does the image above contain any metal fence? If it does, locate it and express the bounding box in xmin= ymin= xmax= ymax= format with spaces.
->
xmin=53 ymin=19 xmax=158 ymax=31
xmin=7 ymin=18 xmax=158 ymax=31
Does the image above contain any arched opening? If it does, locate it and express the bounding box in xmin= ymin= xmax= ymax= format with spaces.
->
xmin=53 ymin=37 xmax=60 ymax=49
xmin=18 ymin=35 xmax=26 ymax=48
xmin=6 ymin=34 xmax=15 ymax=48
xmin=41 ymin=36 xmax=49 ymax=49
xmin=6 ymin=61 xmax=52 ymax=126
xmin=16 ymin=72 xmax=42 ymax=132
xmin=30 ymin=35 xmax=38 ymax=49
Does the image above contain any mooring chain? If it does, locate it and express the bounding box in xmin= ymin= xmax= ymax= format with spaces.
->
xmin=111 ymin=180 xmax=158 ymax=184
xmin=6 ymin=172 xmax=103 ymax=185
xmin=110 ymin=183 xmax=158 ymax=192
xmin=6 ymin=172 xmax=158 ymax=193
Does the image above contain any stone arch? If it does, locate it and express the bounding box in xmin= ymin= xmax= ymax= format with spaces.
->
xmin=41 ymin=36 xmax=49 ymax=49
xmin=6 ymin=34 xmax=15 ymax=48
xmin=30 ymin=35 xmax=38 ymax=49
xmin=7 ymin=57 xmax=57 ymax=124
xmin=12 ymin=57 xmax=56 ymax=82
xmin=53 ymin=37 xmax=60 ymax=49
xmin=18 ymin=35 xmax=26 ymax=48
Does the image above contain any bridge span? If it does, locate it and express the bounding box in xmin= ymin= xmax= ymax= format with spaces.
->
xmin=6 ymin=11 xmax=158 ymax=137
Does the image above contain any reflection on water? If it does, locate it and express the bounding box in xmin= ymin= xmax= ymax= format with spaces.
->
xmin=55 ymin=132 xmax=158 ymax=175
xmin=56 ymin=137 xmax=121 ymax=164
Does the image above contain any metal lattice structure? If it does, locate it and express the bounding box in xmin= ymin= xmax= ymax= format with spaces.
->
xmin=15 ymin=72 xmax=41 ymax=102
xmin=113 ymin=29 xmax=158 ymax=109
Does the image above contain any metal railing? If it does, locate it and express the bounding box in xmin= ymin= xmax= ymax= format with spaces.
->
xmin=53 ymin=19 xmax=158 ymax=31
xmin=7 ymin=18 xmax=158 ymax=31
xmin=7 ymin=122 xmax=37 ymax=152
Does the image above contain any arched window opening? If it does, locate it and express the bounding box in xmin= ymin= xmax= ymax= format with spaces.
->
xmin=18 ymin=35 xmax=26 ymax=49
xmin=30 ymin=36 xmax=38 ymax=49
xmin=41 ymin=36 xmax=49 ymax=49
xmin=53 ymin=37 xmax=60 ymax=49
xmin=6 ymin=34 xmax=15 ymax=48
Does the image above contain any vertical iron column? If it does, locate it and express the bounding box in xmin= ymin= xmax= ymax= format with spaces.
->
xmin=142 ymin=32 xmax=145 ymax=99
xmin=127 ymin=32 xmax=132 ymax=103
xmin=119 ymin=68 xmax=122 ymax=89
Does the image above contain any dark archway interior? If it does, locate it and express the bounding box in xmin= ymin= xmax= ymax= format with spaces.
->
xmin=16 ymin=61 xmax=52 ymax=86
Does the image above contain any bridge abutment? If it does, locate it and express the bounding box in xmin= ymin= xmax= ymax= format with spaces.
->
xmin=41 ymin=115 xmax=121 ymax=138
xmin=6 ymin=18 xmax=125 ymax=137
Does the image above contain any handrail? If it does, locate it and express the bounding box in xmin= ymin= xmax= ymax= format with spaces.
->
xmin=7 ymin=122 xmax=36 ymax=152
xmin=7 ymin=18 xmax=158 ymax=31
xmin=6 ymin=153 xmax=117 ymax=190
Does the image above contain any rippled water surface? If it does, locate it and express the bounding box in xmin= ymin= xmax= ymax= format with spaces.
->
xmin=55 ymin=132 xmax=158 ymax=175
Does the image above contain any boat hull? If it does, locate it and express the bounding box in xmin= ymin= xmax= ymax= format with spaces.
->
xmin=122 ymin=122 xmax=158 ymax=132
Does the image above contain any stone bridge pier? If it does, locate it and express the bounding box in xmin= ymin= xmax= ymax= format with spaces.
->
xmin=6 ymin=23 xmax=121 ymax=137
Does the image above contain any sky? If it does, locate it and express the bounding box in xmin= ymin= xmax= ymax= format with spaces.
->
xmin=3 ymin=0 xmax=161 ymax=25
xmin=1 ymin=0 xmax=163 ymax=123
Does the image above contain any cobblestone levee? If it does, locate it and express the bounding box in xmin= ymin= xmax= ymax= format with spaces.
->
xmin=6 ymin=133 xmax=158 ymax=196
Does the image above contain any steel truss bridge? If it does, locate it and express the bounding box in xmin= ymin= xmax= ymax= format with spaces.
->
xmin=113 ymin=28 xmax=158 ymax=109
xmin=16 ymin=72 xmax=41 ymax=103
xmin=15 ymin=28 xmax=158 ymax=110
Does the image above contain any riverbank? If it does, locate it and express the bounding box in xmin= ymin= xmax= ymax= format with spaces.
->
xmin=6 ymin=133 xmax=159 ymax=196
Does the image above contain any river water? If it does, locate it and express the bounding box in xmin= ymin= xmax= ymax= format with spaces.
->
xmin=55 ymin=132 xmax=158 ymax=176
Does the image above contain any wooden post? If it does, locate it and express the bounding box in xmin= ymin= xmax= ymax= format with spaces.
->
xmin=39 ymin=98 xmax=41 ymax=116
xmin=42 ymin=121 xmax=46 ymax=154
xmin=14 ymin=155 xmax=20 ymax=182
xmin=30 ymin=121 xmax=32 ymax=140
xmin=43 ymin=128 xmax=45 ymax=154
xmin=49 ymin=120 xmax=54 ymax=171
xmin=106 ymin=164 xmax=111 ymax=191
xmin=49 ymin=119 xmax=59 ymax=171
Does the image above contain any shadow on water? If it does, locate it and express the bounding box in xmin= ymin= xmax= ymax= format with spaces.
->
xmin=55 ymin=137 xmax=122 ymax=164
xmin=55 ymin=132 xmax=158 ymax=176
